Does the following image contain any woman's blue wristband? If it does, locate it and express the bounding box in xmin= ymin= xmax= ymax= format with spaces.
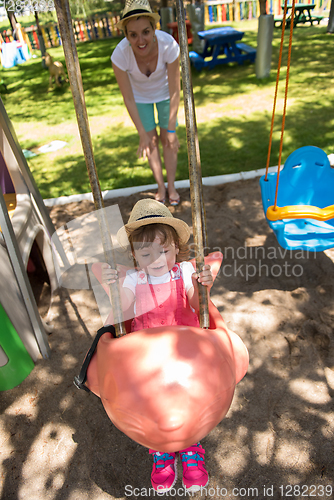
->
xmin=167 ymin=129 xmax=176 ymax=133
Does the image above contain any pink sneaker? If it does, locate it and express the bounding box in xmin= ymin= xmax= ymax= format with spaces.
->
xmin=180 ymin=443 xmax=209 ymax=492
xmin=149 ymin=450 xmax=177 ymax=492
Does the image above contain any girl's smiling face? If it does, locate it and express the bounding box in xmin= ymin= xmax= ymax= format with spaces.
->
xmin=134 ymin=236 xmax=179 ymax=277
xmin=125 ymin=17 xmax=155 ymax=56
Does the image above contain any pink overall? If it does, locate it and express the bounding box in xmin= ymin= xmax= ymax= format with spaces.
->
xmin=131 ymin=263 xmax=200 ymax=332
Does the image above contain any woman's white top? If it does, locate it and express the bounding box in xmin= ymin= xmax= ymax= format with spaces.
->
xmin=111 ymin=30 xmax=180 ymax=103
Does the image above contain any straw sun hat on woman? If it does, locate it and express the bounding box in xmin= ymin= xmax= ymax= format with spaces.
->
xmin=116 ymin=0 xmax=160 ymax=31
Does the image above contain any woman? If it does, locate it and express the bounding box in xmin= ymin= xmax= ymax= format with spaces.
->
xmin=111 ymin=0 xmax=181 ymax=206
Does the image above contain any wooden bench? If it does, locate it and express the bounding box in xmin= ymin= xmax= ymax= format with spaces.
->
xmin=274 ymin=15 xmax=284 ymax=27
xmin=275 ymin=5 xmax=325 ymax=28
xmin=311 ymin=13 xmax=325 ymax=24
xmin=190 ymin=43 xmax=256 ymax=71
xmin=235 ymin=43 xmax=257 ymax=63
xmin=189 ymin=51 xmax=205 ymax=71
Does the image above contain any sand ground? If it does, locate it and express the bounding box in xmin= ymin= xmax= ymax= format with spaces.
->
xmin=1 ymin=177 xmax=334 ymax=500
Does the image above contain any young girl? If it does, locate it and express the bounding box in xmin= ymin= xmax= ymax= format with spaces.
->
xmin=100 ymin=198 xmax=213 ymax=493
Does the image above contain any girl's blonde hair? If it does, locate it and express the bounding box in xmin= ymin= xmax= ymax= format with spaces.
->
xmin=128 ymin=223 xmax=189 ymax=262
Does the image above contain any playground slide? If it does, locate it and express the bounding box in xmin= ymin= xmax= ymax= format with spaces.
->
xmin=0 ymin=98 xmax=58 ymax=384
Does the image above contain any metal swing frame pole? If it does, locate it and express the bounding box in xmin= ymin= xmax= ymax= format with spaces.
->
xmin=54 ymin=0 xmax=126 ymax=337
xmin=175 ymin=0 xmax=210 ymax=329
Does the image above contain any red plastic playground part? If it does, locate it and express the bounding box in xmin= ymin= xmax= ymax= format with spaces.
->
xmin=79 ymin=252 xmax=249 ymax=452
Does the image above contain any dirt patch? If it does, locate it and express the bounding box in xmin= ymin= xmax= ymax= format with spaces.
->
xmin=1 ymin=178 xmax=334 ymax=499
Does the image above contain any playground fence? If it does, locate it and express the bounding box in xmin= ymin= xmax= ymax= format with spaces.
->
xmin=205 ymin=0 xmax=328 ymax=21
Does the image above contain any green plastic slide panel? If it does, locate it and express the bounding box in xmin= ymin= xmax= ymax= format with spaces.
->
xmin=0 ymin=303 xmax=34 ymax=391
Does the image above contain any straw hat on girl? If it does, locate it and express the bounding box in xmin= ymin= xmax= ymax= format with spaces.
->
xmin=116 ymin=0 xmax=160 ymax=31
xmin=117 ymin=199 xmax=190 ymax=248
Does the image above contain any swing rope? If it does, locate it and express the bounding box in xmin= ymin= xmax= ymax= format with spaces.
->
xmin=54 ymin=0 xmax=126 ymax=337
xmin=264 ymin=3 xmax=334 ymax=224
xmin=265 ymin=0 xmax=289 ymax=181
xmin=54 ymin=0 xmax=210 ymax=331
xmin=175 ymin=0 xmax=210 ymax=329
xmin=273 ymin=0 xmax=296 ymax=211
xmin=265 ymin=0 xmax=296 ymax=207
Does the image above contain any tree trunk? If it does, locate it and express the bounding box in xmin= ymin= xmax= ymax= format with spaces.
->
xmin=6 ymin=11 xmax=18 ymax=33
xmin=256 ymin=14 xmax=274 ymax=78
xmin=327 ymin=0 xmax=334 ymax=33
xmin=259 ymin=0 xmax=267 ymax=16
xmin=34 ymin=11 xmax=47 ymax=67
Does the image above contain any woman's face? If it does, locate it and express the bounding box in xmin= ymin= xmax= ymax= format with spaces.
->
xmin=125 ymin=17 xmax=155 ymax=57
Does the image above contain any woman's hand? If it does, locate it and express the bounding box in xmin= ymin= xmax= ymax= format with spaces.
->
xmin=164 ymin=131 xmax=180 ymax=153
xmin=192 ymin=264 xmax=213 ymax=289
xmin=101 ymin=264 xmax=118 ymax=285
xmin=137 ymin=132 xmax=157 ymax=160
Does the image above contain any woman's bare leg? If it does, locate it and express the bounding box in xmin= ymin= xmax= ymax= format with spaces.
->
xmin=147 ymin=129 xmax=166 ymax=202
xmin=160 ymin=128 xmax=179 ymax=202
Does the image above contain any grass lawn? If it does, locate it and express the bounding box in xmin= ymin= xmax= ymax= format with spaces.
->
xmin=1 ymin=20 xmax=334 ymax=199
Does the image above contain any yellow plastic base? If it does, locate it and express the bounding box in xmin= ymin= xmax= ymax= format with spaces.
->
xmin=0 ymin=193 xmax=17 ymax=233
xmin=266 ymin=204 xmax=334 ymax=222
xmin=4 ymin=192 xmax=17 ymax=215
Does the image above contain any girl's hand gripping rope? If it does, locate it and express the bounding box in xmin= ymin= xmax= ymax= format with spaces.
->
xmin=192 ymin=264 xmax=213 ymax=290
xmin=101 ymin=264 xmax=118 ymax=286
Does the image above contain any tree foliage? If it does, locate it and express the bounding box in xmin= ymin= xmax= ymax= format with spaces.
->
xmin=68 ymin=0 xmax=124 ymax=18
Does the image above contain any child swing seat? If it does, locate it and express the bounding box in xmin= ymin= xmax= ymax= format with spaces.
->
xmin=260 ymin=146 xmax=334 ymax=251
xmin=74 ymin=252 xmax=249 ymax=453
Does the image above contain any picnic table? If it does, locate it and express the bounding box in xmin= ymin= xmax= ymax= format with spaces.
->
xmin=189 ymin=27 xmax=256 ymax=72
xmin=275 ymin=3 xmax=318 ymax=27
